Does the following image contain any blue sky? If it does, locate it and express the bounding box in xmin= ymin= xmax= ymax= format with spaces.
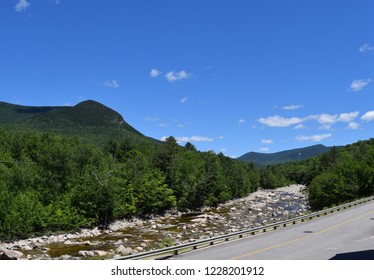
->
xmin=1 ymin=0 xmax=373 ymax=157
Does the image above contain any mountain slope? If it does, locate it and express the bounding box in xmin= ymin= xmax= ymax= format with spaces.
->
xmin=238 ymin=144 xmax=333 ymax=166
xmin=0 ymin=100 xmax=154 ymax=145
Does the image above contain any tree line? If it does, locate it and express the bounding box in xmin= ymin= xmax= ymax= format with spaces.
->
xmin=264 ymin=139 xmax=374 ymax=210
xmin=0 ymin=128 xmax=259 ymax=240
xmin=1 ymin=126 xmax=373 ymax=241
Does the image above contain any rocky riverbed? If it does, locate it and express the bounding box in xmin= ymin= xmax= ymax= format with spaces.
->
xmin=0 ymin=184 xmax=309 ymax=260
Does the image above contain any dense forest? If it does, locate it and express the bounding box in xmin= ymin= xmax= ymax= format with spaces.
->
xmin=0 ymin=128 xmax=259 ymax=241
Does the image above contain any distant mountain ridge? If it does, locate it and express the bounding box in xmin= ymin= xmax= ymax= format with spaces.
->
xmin=238 ymin=144 xmax=333 ymax=166
xmin=0 ymin=100 xmax=153 ymax=145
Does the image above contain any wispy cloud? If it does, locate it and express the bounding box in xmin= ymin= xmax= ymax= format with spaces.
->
xmin=337 ymin=112 xmax=360 ymax=122
xmin=261 ymin=139 xmax=273 ymax=144
xmin=150 ymin=69 xmax=162 ymax=78
xmin=347 ymin=78 xmax=372 ymax=92
xmin=259 ymin=111 xmax=360 ymax=130
xmin=347 ymin=122 xmax=360 ymax=130
xmin=296 ymin=133 xmax=332 ymax=142
xmin=282 ymin=104 xmax=304 ymax=110
xmin=361 ymin=111 xmax=374 ymax=122
xmin=359 ymin=43 xmax=374 ymax=53
xmin=103 ymin=80 xmax=119 ymax=88
xmin=165 ymin=71 xmax=192 ymax=82
xmin=259 ymin=147 xmax=270 ymax=152
xmin=161 ymin=136 xmax=214 ymax=143
xmin=180 ymin=97 xmax=188 ymax=104
xmin=258 ymin=115 xmax=303 ymax=127
xmin=238 ymin=119 xmax=246 ymax=126
xmin=15 ymin=0 xmax=31 ymax=12
xmin=144 ymin=116 xmax=161 ymax=122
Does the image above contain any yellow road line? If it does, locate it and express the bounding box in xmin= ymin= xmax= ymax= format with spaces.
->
xmin=230 ymin=209 xmax=374 ymax=260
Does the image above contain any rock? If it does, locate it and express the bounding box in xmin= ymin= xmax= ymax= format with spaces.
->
xmin=61 ymin=254 xmax=72 ymax=260
xmin=0 ymin=250 xmax=24 ymax=260
xmin=116 ymin=245 xmax=133 ymax=255
xmin=91 ymin=228 xmax=101 ymax=236
xmin=78 ymin=251 xmax=95 ymax=257
xmin=22 ymin=245 xmax=33 ymax=251
xmin=94 ymin=250 xmax=108 ymax=257
xmin=135 ymin=221 xmax=143 ymax=227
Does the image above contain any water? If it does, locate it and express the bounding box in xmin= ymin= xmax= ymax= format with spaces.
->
xmin=16 ymin=187 xmax=309 ymax=259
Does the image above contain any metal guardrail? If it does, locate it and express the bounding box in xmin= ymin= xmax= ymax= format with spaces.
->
xmin=115 ymin=196 xmax=374 ymax=260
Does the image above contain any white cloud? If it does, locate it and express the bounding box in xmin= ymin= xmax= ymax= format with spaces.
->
xmin=359 ymin=43 xmax=374 ymax=53
xmin=259 ymin=147 xmax=270 ymax=152
xmin=261 ymin=139 xmax=273 ymax=144
xmin=337 ymin=111 xmax=360 ymax=122
xmin=103 ymin=80 xmax=119 ymax=88
xmin=165 ymin=71 xmax=192 ymax=82
xmin=173 ymin=136 xmax=214 ymax=143
xmin=347 ymin=78 xmax=372 ymax=92
xmin=361 ymin=111 xmax=374 ymax=122
xmin=312 ymin=112 xmax=359 ymax=130
xmin=347 ymin=122 xmax=360 ymax=130
xmin=144 ymin=116 xmax=160 ymax=122
xmin=238 ymin=119 xmax=246 ymax=126
xmin=158 ymin=123 xmax=167 ymax=127
xmin=314 ymin=113 xmax=338 ymax=130
xmin=258 ymin=115 xmax=303 ymax=127
xmin=180 ymin=97 xmax=188 ymax=104
xmin=217 ymin=136 xmax=225 ymax=140
xmin=15 ymin=0 xmax=31 ymax=12
xmin=296 ymin=133 xmax=332 ymax=142
xmin=150 ymin=69 xmax=162 ymax=78
xmin=282 ymin=104 xmax=304 ymax=110
xmin=259 ymin=111 xmax=360 ymax=130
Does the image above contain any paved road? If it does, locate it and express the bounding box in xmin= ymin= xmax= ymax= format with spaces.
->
xmin=172 ymin=200 xmax=374 ymax=260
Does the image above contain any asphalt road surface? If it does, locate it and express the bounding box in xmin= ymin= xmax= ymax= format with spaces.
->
xmin=172 ymin=200 xmax=374 ymax=260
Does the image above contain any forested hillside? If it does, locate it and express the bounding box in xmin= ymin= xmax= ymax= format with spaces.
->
xmin=0 ymin=129 xmax=259 ymax=241
xmin=0 ymin=100 xmax=154 ymax=147
xmin=238 ymin=144 xmax=333 ymax=166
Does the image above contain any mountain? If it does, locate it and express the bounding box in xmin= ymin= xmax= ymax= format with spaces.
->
xmin=0 ymin=100 xmax=154 ymax=145
xmin=238 ymin=144 xmax=333 ymax=166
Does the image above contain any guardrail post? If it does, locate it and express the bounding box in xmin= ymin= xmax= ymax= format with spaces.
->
xmin=174 ymin=250 xmax=179 ymax=256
